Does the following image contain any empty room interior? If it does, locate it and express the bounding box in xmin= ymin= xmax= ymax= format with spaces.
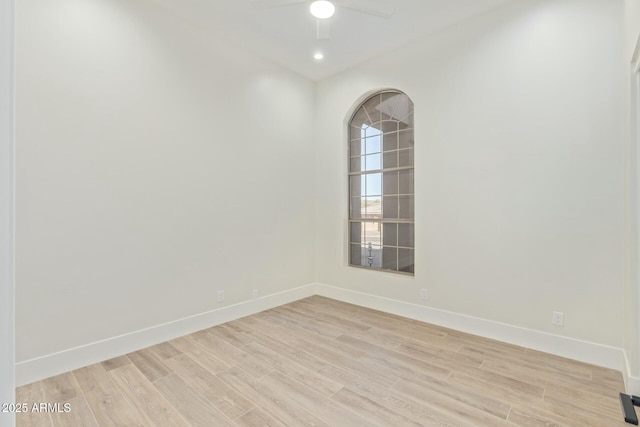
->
xmin=4 ymin=0 xmax=640 ymax=425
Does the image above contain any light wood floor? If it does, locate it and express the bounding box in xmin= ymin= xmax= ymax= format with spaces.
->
xmin=17 ymin=296 xmax=627 ymax=426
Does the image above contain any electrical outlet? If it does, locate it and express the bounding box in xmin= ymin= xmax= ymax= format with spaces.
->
xmin=552 ymin=311 xmax=564 ymax=326
xmin=252 ymin=289 xmax=259 ymax=299
xmin=217 ymin=290 xmax=224 ymax=302
xmin=420 ymin=288 xmax=428 ymax=300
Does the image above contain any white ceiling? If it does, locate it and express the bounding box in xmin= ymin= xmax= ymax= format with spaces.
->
xmin=154 ymin=0 xmax=513 ymax=81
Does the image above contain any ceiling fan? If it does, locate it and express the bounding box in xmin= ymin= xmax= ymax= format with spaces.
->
xmin=250 ymin=0 xmax=396 ymax=40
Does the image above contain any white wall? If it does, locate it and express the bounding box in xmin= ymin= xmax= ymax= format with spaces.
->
xmin=0 ymin=0 xmax=15 ymax=423
xmin=625 ymin=0 xmax=640 ymax=379
xmin=626 ymin=0 xmax=640 ymax=60
xmin=315 ymin=0 xmax=626 ymax=348
xmin=15 ymin=0 xmax=315 ymax=365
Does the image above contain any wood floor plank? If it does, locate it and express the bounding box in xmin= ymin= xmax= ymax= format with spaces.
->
xmin=508 ymin=406 xmax=568 ymax=427
xmin=189 ymin=330 xmax=273 ymax=379
xmin=38 ymin=373 xmax=78 ymax=403
xmin=391 ymin=375 xmax=513 ymax=427
xmin=235 ymin=408 xmax=286 ymax=427
xmin=242 ymin=341 xmax=343 ymax=397
xmin=108 ymin=364 xmax=189 ymax=427
xmin=168 ymin=336 xmax=231 ymax=375
xmin=448 ymin=370 xmax=546 ymax=403
xmin=16 ymin=381 xmax=53 ymax=427
xmin=259 ymin=370 xmax=371 ymax=426
xmin=217 ymin=367 xmax=331 ymax=427
xmin=73 ymin=364 xmax=151 ymax=426
xmin=288 ymin=300 xmax=372 ymax=334
xmin=524 ymin=396 xmax=627 ymax=427
xmin=335 ymin=334 xmax=455 ymax=379
xmin=263 ymin=315 xmax=366 ymax=359
xmin=126 ymin=348 xmax=170 ymax=382
xmin=320 ymin=364 xmax=465 ymax=426
xmin=153 ymin=373 xmax=235 ymax=427
xmin=480 ymin=358 xmax=616 ymax=400
xmin=274 ymin=304 xmax=371 ymax=338
xmin=208 ymin=323 xmax=254 ymax=348
xmin=330 ymin=387 xmax=424 ymax=427
xmin=391 ymin=369 xmax=512 ymax=420
xmin=269 ymin=307 xmax=344 ymax=339
xmin=48 ymin=395 xmax=98 ymax=427
xmin=164 ymin=351 xmax=255 ymax=419
xmin=148 ymin=342 xmax=182 ymax=360
xmin=201 ymin=383 xmax=255 ymax=421
xmin=542 ymin=382 xmax=621 ymax=414
xmin=361 ymin=321 xmax=462 ymax=351
xmin=100 ymin=355 xmax=132 ymax=372
xmin=232 ymin=317 xmax=331 ymax=372
xmin=162 ymin=353 xmax=226 ymax=393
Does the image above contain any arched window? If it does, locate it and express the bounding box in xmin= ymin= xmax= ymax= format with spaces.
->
xmin=349 ymin=90 xmax=414 ymax=274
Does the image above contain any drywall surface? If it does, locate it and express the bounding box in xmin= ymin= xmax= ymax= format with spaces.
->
xmin=315 ymin=0 xmax=626 ymax=348
xmin=626 ymin=0 xmax=640 ymax=60
xmin=15 ymin=0 xmax=315 ymax=362
xmin=624 ymin=0 xmax=640 ymax=376
xmin=0 ymin=0 xmax=15 ymax=423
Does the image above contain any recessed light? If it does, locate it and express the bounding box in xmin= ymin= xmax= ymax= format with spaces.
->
xmin=314 ymin=52 xmax=324 ymax=60
xmin=310 ymin=1 xmax=335 ymax=19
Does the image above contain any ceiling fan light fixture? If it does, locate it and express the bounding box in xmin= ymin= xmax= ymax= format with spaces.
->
xmin=310 ymin=1 xmax=335 ymax=19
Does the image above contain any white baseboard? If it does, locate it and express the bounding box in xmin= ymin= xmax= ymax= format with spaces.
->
xmin=315 ymin=283 xmax=629 ymax=383
xmin=628 ymin=375 xmax=640 ymax=396
xmin=16 ymin=283 xmax=316 ymax=386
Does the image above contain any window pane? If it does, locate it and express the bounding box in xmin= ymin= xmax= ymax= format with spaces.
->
xmin=350 ymin=175 xmax=364 ymax=197
xmin=363 ymin=94 xmax=382 ymax=124
xmin=398 ymin=149 xmax=413 ymax=167
xmin=364 ymin=125 xmax=381 ymax=138
xmin=398 ymin=248 xmax=414 ymax=273
xmin=365 ymin=197 xmax=382 ymax=219
xmin=350 ymin=222 xmax=363 ymax=244
xmin=383 ymin=171 xmax=398 ymax=195
xmin=350 ymin=139 xmax=362 ymax=157
xmin=399 ymin=130 xmax=414 ymax=149
xmin=383 ymin=151 xmax=397 ymax=169
xmin=383 ymin=132 xmax=398 ymax=151
xmin=383 ymin=223 xmax=397 ymax=246
xmin=365 ymin=135 xmax=381 ymax=154
xmin=381 ymin=92 xmax=403 ymax=120
xmin=399 ymin=169 xmax=414 ymax=195
xmin=351 ymin=244 xmax=365 ymax=266
xmin=352 ymin=107 xmax=371 ymax=129
xmin=383 ymin=195 xmax=398 ymax=219
xmin=366 ymin=173 xmax=382 ymax=196
xmin=350 ymin=157 xmax=362 ymax=173
xmin=399 ymin=111 xmax=414 ymax=130
xmin=363 ymin=221 xmax=381 ymax=246
xmin=350 ymin=125 xmax=363 ymax=141
xmin=381 ymin=121 xmax=398 ymax=134
xmin=364 ymin=153 xmax=381 ymax=171
xmin=351 ymin=197 xmax=364 ymax=219
xmin=399 ymin=195 xmax=414 ymax=220
xmin=361 ymin=244 xmax=382 ymax=268
xmin=382 ymin=247 xmax=398 ymax=270
xmin=398 ymin=223 xmax=414 ymax=248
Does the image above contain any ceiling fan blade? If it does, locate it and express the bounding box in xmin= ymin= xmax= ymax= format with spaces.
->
xmin=333 ymin=0 xmax=395 ymax=19
xmin=316 ymin=19 xmax=330 ymax=39
xmin=250 ymin=0 xmax=307 ymax=10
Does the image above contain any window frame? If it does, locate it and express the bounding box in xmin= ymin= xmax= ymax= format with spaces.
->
xmin=347 ymin=90 xmax=414 ymax=275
